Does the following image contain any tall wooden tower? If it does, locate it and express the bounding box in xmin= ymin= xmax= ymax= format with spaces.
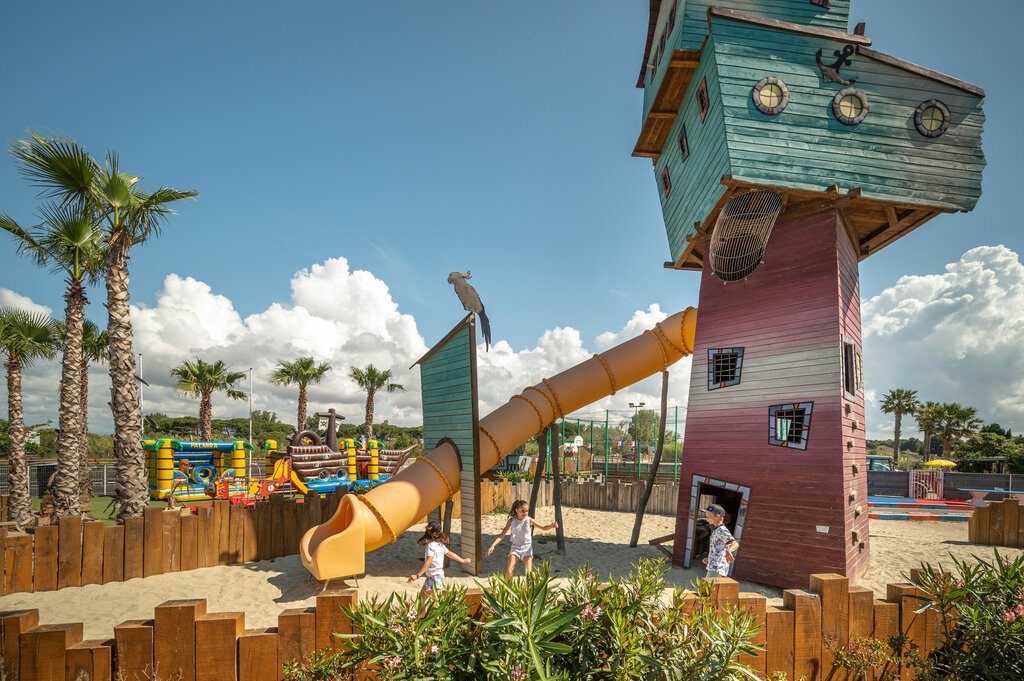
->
xmin=634 ymin=1 xmax=985 ymax=588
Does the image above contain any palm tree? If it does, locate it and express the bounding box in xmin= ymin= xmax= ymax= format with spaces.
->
xmin=348 ymin=365 xmax=405 ymax=441
xmin=268 ymin=357 xmax=332 ymax=431
xmin=170 ymin=359 xmax=247 ymax=441
xmin=879 ymin=388 xmax=920 ymax=468
xmin=0 ymin=308 xmax=59 ymax=527
xmin=935 ymin=402 xmax=983 ymax=460
xmin=2 ymin=204 xmax=106 ymax=517
xmin=11 ymin=132 xmax=197 ymax=520
xmin=914 ymin=401 xmax=942 ymax=462
xmin=77 ymin=320 xmax=109 ymax=497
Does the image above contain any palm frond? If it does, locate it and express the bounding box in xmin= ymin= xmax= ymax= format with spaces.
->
xmin=9 ymin=131 xmax=99 ymax=202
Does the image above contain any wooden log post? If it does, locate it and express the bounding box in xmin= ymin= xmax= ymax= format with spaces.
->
xmin=162 ymin=508 xmax=180 ymax=572
xmin=810 ymin=573 xmax=849 ymax=681
xmin=887 ymin=584 xmax=926 ymax=681
xmin=57 ymin=515 xmax=84 ymax=590
xmin=705 ymin=576 xmax=739 ymax=611
xmin=180 ymin=513 xmax=199 ymax=571
xmin=847 ymin=586 xmax=875 ymax=642
xmin=270 ymin=497 xmax=285 ymax=560
xmin=278 ymin=607 xmax=316 ymax=674
xmin=33 ymin=524 xmax=59 ymax=591
xmin=783 ymin=589 xmax=822 ymax=681
xmin=1 ymin=609 xmax=39 ymax=681
xmin=102 ymin=524 xmax=124 ymax=584
xmin=6 ymin=532 xmax=33 ymax=593
xmin=19 ymin=622 xmax=83 ymax=681
xmin=764 ymin=605 xmax=794 ymax=680
xmin=81 ymin=520 xmax=105 ymax=586
xmin=229 ymin=503 xmax=246 ymax=563
xmin=154 ymin=599 xmax=206 ymax=681
xmin=143 ymin=506 xmax=165 ymax=578
xmin=257 ymin=502 xmax=272 ymax=561
xmin=113 ymin=619 xmax=154 ymax=681
xmin=528 ymin=430 xmax=548 ymax=514
xmin=1002 ymin=499 xmax=1020 ymax=547
xmin=196 ymin=612 xmax=245 ymax=681
xmin=629 ymin=371 xmax=669 ymax=547
xmin=872 ymin=599 xmax=899 ymax=680
xmin=549 ymin=424 xmax=565 ymax=554
xmin=123 ymin=516 xmax=144 ymax=581
xmin=315 ymin=586 xmax=358 ymax=654
xmin=238 ymin=628 xmax=279 ymax=681
xmin=65 ymin=639 xmax=113 ymax=681
xmin=214 ymin=499 xmax=231 ymax=565
xmin=243 ymin=506 xmax=258 ymax=563
xmin=737 ymin=592 xmax=767 ymax=677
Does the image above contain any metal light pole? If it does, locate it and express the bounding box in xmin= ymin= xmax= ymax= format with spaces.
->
xmin=629 ymin=401 xmax=645 ymax=480
xmin=248 ymin=368 xmax=253 ymax=474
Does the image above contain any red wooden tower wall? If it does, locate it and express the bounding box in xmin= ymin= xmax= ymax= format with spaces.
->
xmin=673 ymin=208 xmax=870 ymax=588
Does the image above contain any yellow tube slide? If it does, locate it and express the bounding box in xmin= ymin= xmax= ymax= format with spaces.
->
xmin=300 ymin=308 xmax=697 ymax=580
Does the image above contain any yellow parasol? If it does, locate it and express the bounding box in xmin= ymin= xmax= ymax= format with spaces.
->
xmin=923 ymin=459 xmax=956 ymax=468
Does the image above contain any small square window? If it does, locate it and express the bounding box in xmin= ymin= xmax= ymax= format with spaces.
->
xmin=678 ymin=124 xmax=689 ymax=161
xmin=842 ymin=338 xmax=857 ymax=397
xmin=696 ymin=78 xmax=710 ymax=122
xmin=769 ymin=402 xmax=814 ymax=450
xmin=660 ymin=167 xmax=672 ymax=197
xmin=708 ymin=347 xmax=743 ymax=390
xmin=811 ymin=0 xmax=831 ymax=7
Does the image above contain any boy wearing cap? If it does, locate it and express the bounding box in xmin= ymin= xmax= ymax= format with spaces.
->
xmin=701 ymin=503 xmax=739 ymax=578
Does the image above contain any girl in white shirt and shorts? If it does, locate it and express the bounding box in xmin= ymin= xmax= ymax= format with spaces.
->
xmin=486 ymin=499 xmax=558 ymax=579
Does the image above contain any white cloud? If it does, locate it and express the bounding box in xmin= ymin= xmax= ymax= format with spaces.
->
xmin=0 ymin=288 xmax=53 ymax=317
xmin=863 ymin=245 xmax=1024 ymax=438
xmin=2 ymin=259 xmax=696 ymax=440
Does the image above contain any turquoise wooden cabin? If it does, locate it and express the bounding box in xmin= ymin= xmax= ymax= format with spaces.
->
xmin=635 ymin=1 xmax=985 ymax=271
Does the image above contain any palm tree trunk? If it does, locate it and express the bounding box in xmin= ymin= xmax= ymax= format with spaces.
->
xmin=78 ymin=360 xmax=92 ymax=497
xmin=200 ymin=393 xmax=212 ymax=441
xmin=298 ymin=386 xmax=307 ymax=432
xmin=53 ymin=281 xmax=85 ymax=517
xmin=5 ymin=359 xmax=32 ymax=527
xmin=892 ymin=412 xmax=903 ymax=469
xmin=942 ymin=438 xmax=952 ymax=459
xmin=923 ymin=430 xmax=933 ymax=462
xmin=364 ymin=390 xmax=375 ymax=441
xmin=106 ymin=246 xmax=147 ymax=520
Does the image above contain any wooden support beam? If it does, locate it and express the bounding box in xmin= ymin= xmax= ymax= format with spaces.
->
xmin=6 ymin=532 xmax=33 ymax=593
xmin=123 ymin=517 xmax=144 ymax=581
xmin=738 ymin=592 xmax=768 ymax=677
xmin=33 ymin=525 xmax=58 ymax=591
xmin=81 ymin=520 xmax=105 ymax=586
xmin=784 ymin=589 xmax=822 ymax=681
xmin=238 ymin=628 xmax=279 ymax=681
xmin=113 ymin=619 xmax=153 ymax=681
xmin=765 ymin=605 xmax=794 ymax=680
xmin=810 ymin=574 xmax=850 ymax=681
xmin=66 ymin=639 xmax=113 ymax=681
xmin=155 ymin=599 xmax=206 ymax=681
xmin=102 ymin=524 xmax=124 ymax=584
xmin=195 ymin=612 xmax=245 ymax=681
xmin=57 ymin=515 xmax=83 ymax=589
xmin=1 ymin=609 xmax=39 ymax=681
xmin=143 ymin=506 xmax=165 ymax=578
xmin=19 ymin=622 xmax=83 ymax=681
xmin=648 ymin=533 xmax=674 ymax=559
xmin=278 ymin=607 xmax=316 ymax=673
xmin=315 ymin=586 xmax=357 ymax=653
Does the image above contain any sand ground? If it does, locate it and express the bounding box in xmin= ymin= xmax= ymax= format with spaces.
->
xmin=6 ymin=508 xmax=1021 ymax=640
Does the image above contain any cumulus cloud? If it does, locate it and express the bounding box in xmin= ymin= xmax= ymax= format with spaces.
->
xmin=863 ymin=245 xmax=1024 ymax=438
xmin=0 ymin=288 xmax=52 ymax=316
xmin=2 ymin=259 xmax=693 ymax=439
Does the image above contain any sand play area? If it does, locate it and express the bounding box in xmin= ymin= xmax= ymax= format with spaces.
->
xmin=5 ymin=507 xmax=1021 ymax=640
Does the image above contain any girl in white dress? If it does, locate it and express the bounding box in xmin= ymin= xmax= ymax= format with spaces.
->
xmin=408 ymin=520 xmax=470 ymax=598
xmin=486 ymin=499 xmax=558 ymax=579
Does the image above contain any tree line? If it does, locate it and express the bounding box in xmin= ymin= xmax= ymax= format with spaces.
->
xmin=879 ymin=388 xmax=1023 ymax=473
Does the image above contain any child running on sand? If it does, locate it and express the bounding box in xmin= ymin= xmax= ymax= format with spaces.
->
xmin=486 ymin=499 xmax=558 ymax=579
xmin=408 ymin=520 xmax=470 ymax=598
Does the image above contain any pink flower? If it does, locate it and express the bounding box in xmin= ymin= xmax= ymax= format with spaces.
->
xmin=389 ymin=622 xmax=402 ymax=633
xmin=429 ymin=645 xmax=440 ymax=654
xmin=1005 ymin=611 xmax=1017 ymax=623
xmin=383 ymin=655 xmax=403 ymax=668
xmin=511 ymin=666 xmax=526 ymax=680
xmin=406 ymin=606 xmax=418 ymax=620
xmin=1015 ymin=604 xmax=1024 ymax=616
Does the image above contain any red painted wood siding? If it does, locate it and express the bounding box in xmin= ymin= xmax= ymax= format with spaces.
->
xmin=674 ymin=208 xmax=869 ymax=588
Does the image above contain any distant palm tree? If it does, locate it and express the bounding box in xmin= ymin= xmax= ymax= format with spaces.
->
xmin=78 ymin=320 xmax=109 ymax=497
xmin=0 ymin=308 xmax=59 ymax=527
xmin=170 ymin=359 xmax=247 ymax=441
xmin=914 ymin=401 xmax=942 ymax=462
xmin=2 ymin=204 xmax=105 ymax=517
xmin=348 ymin=365 xmax=405 ymax=441
xmin=935 ymin=402 xmax=983 ymax=460
xmin=11 ymin=131 xmax=197 ymax=520
xmin=880 ymin=388 xmax=920 ymax=468
xmin=268 ymin=357 xmax=332 ymax=430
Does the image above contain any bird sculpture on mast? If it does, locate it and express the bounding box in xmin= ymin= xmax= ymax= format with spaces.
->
xmin=447 ymin=270 xmax=491 ymax=350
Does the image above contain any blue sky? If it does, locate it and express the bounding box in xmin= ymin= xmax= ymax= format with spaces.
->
xmin=2 ymin=1 xmax=1023 ymax=437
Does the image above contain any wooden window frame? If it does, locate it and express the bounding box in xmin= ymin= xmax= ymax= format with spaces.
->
xmin=660 ymin=167 xmax=672 ymax=197
xmin=707 ymin=347 xmax=743 ymax=390
xmin=696 ymin=78 xmax=710 ymax=122
xmin=678 ymin=124 xmax=689 ymax=161
xmin=768 ymin=402 xmax=814 ymax=450
xmin=811 ymin=0 xmax=831 ymax=8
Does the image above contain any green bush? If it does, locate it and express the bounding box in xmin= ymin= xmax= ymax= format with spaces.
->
xmin=290 ymin=559 xmax=763 ymax=681
xmin=910 ymin=550 xmax=1024 ymax=680
xmin=496 ymin=470 xmax=532 ymax=484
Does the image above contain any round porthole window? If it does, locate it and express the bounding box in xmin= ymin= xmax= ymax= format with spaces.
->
xmin=752 ymin=77 xmax=790 ymax=115
xmin=915 ymin=99 xmax=950 ymax=138
xmin=832 ymin=87 xmax=869 ymax=125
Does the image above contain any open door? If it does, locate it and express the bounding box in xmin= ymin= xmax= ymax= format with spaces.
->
xmin=683 ymin=475 xmax=751 ymax=574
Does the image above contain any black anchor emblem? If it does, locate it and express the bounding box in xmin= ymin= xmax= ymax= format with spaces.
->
xmin=816 ymin=44 xmax=857 ymax=85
